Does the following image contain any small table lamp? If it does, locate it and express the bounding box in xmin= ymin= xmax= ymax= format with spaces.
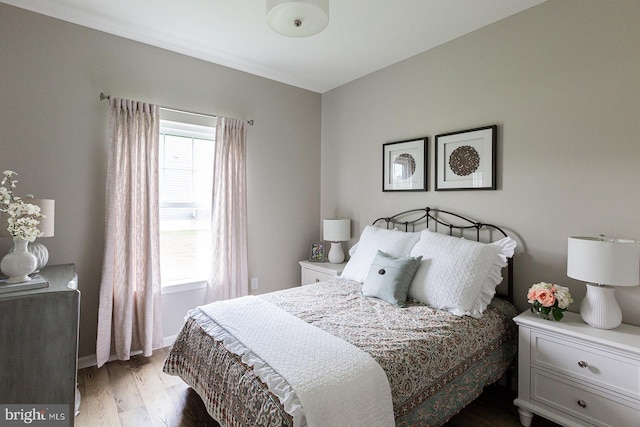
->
xmin=27 ymin=197 xmax=55 ymax=271
xmin=567 ymin=236 xmax=640 ymax=329
xmin=323 ymin=219 xmax=350 ymax=264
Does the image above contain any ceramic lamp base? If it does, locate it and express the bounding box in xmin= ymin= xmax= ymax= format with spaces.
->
xmin=580 ymin=283 xmax=622 ymax=329
xmin=28 ymin=241 xmax=49 ymax=272
xmin=327 ymin=241 xmax=345 ymax=264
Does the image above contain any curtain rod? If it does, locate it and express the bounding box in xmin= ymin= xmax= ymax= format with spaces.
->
xmin=99 ymin=92 xmax=254 ymax=126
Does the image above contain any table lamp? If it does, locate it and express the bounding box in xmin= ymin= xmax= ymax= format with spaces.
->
xmin=26 ymin=197 xmax=55 ymax=271
xmin=323 ymin=218 xmax=350 ymax=264
xmin=567 ymin=236 xmax=640 ymax=329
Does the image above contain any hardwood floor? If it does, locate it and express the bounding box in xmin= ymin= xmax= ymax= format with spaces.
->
xmin=77 ymin=347 xmax=559 ymax=427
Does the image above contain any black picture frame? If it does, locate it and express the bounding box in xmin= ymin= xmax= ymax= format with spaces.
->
xmin=382 ymin=137 xmax=428 ymax=191
xmin=435 ymin=125 xmax=497 ymax=191
xmin=309 ymin=242 xmax=325 ymax=262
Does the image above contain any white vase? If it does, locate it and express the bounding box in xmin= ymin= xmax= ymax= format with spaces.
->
xmin=1 ymin=237 xmax=38 ymax=283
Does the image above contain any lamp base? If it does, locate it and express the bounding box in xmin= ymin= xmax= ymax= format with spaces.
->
xmin=327 ymin=241 xmax=345 ymax=264
xmin=580 ymin=283 xmax=622 ymax=329
xmin=27 ymin=241 xmax=49 ymax=272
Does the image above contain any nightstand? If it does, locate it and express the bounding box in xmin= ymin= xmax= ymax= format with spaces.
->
xmin=298 ymin=260 xmax=346 ymax=285
xmin=513 ymin=310 xmax=640 ymax=427
xmin=0 ymin=264 xmax=80 ymax=425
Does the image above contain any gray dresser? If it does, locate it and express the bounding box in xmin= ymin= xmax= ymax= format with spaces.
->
xmin=0 ymin=264 xmax=79 ymax=426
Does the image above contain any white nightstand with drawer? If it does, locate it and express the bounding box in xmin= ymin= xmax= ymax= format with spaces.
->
xmin=514 ymin=310 xmax=640 ymax=427
xmin=299 ymin=260 xmax=345 ymax=285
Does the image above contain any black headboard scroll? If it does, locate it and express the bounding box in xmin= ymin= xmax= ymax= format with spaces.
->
xmin=372 ymin=207 xmax=514 ymax=303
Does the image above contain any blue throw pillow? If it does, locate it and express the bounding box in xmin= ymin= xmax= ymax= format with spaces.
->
xmin=361 ymin=250 xmax=422 ymax=306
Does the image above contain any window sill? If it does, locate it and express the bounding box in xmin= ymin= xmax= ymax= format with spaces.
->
xmin=161 ymin=279 xmax=208 ymax=295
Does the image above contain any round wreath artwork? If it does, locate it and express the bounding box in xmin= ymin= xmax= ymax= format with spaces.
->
xmin=449 ymin=145 xmax=480 ymax=176
xmin=393 ymin=153 xmax=416 ymax=179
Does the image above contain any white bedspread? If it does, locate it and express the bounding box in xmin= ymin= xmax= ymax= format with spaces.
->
xmin=194 ymin=295 xmax=395 ymax=427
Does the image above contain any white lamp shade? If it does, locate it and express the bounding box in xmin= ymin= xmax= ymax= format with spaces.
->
xmin=267 ymin=0 xmax=329 ymax=37
xmin=31 ymin=198 xmax=55 ymax=237
xmin=323 ymin=218 xmax=350 ymax=242
xmin=567 ymin=236 xmax=640 ymax=286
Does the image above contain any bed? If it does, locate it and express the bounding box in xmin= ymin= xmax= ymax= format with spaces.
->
xmin=163 ymin=207 xmax=518 ymax=427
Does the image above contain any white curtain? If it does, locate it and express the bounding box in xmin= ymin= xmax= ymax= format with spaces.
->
xmin=96 ymin=97 xmax=163 ymax=368
xmin=207 ymin=117 xmax=249 ymax=302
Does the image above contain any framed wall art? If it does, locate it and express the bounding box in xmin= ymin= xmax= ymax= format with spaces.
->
xmin=382 ymin=137 xmax=428 ymax=191
xmin=435 ymin=125 xmax=497 ymax=191
xmin=309 ymin=242 xmax=325 ymax=262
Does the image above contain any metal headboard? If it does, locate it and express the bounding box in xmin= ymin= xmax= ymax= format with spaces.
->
xmin=372 ymin=207 xmax=514 ymax=303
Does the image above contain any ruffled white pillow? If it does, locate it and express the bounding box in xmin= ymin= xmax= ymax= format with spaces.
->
xmin=408 ymin=229 xmax=516 ymax=318
xmin=341 ymin=226 xmax=420 ymax=283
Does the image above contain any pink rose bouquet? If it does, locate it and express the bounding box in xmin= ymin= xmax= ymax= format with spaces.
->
xmin=527 ymin=282 xmax=573 ymax=321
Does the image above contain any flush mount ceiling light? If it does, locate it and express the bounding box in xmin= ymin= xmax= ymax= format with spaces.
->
xmin=266 ymin=0 xmax=329 ymax=37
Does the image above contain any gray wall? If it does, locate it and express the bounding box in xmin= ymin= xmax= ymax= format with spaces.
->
xmin=321 ymin=0 xmax=640 ymax=325
xmin=0 ymin=4 xmax=321 ymax=358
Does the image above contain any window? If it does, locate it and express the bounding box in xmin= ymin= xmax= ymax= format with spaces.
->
xmin=159 ymin=119 xmax=215 ymax=286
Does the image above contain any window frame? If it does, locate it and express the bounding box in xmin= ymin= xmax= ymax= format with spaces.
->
xmin=158 ymin=118 xmax=216 ymax=288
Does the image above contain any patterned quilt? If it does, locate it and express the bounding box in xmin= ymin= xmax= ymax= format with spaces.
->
xmin=164 ymin=278 xmax=518 ymax=427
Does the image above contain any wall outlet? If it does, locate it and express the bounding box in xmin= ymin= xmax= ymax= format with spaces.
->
xmin=251 ymin=277 xmax=259 ymax=290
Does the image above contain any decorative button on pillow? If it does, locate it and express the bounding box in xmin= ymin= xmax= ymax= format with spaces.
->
xmin=409 ymin=230 xmax=516 ymax=317
xmin=341 ymin=226 xmax=420 ymax=283
xmin=361 ymin=250 xmax=422 ymax=306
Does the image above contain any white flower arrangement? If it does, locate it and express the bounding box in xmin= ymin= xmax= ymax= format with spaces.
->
xmin=0 ymin=171 xmax=44 ymax=242
xmin=527 ymin=282 xmax=573 ymax=321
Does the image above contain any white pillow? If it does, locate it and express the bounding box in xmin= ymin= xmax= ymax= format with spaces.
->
xmin=348 ymin=242 xmax=359 ymax=257
xmin=408 ymin=229 xmax=516 ymax=318
xmin=341 ymin=226 xmax=421 ymax=282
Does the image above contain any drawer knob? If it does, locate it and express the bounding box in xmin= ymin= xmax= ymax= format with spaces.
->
xmin=577 ymin=360 xmax=588 ymax=368
xmin=315 ymin=278 xmax=320 ymax=282
xmin=577 ymin=400 xmax=587 ymax=409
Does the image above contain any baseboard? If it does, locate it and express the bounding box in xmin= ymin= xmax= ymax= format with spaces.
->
xmin=78 ymin=354 xmax=98 ymax=370
xmin=163 ymin=334 xmax=177 ymax=348
xmin=77 ymin=335 xmax=177 ymax=370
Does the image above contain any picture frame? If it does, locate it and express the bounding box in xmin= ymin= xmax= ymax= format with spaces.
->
xmin=435 ymin=125 xmax=497 ymax=191
xmin=309 ymin=242 xmax=325 ymax=262
xmin=382 ymin=137 xmax=428 ymax=191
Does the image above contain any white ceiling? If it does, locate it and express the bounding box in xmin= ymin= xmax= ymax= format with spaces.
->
xmin=2 ymin=0 xmax=547 ymax=93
